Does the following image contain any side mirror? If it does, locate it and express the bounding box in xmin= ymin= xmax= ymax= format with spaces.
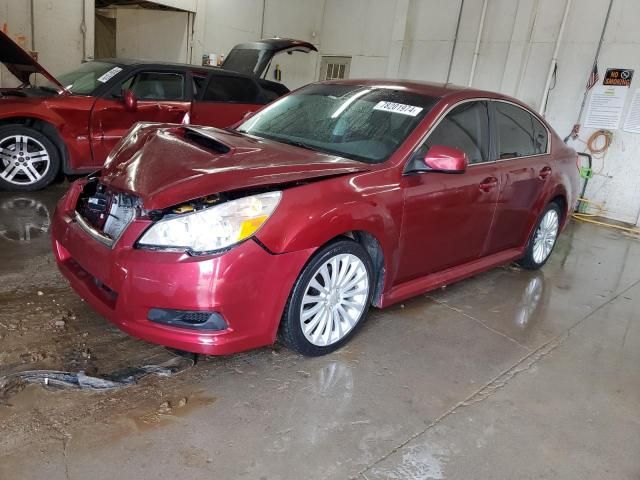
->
xmin=123 ymin=89 xmax=137 ymax=112
xmin=412 ymin=145 xmax=468 ymax=174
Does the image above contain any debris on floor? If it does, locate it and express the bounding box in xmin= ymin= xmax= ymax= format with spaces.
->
xmin=0 ymin=353 xmax=194 ymax=403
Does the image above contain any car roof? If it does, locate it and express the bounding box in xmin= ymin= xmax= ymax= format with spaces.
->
xmin=319 ymin=78 xmax=506 ymax=101
xmin=97 ymin=58 xmax=228 ymax=72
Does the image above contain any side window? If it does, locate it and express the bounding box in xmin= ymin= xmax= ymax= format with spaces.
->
xmin=495 ymin=102 xmax=548 ymax=159
xmin=119 ymin=71 xmax=185 ymax=101
xmin=416 ymin=101 xmax=489 ymax=164
xmin=202 ymin=75 xmax=259 ymax=103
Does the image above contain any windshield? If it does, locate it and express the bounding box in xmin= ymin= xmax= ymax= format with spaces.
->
xmin=42 ymin=61 xmax=122 ymax=95
xmin=237 ymin=84 xmax=437 ymax=164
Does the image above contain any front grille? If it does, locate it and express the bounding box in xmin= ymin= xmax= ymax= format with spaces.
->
xmin=75 ymin=180 xmax=139 ymax=246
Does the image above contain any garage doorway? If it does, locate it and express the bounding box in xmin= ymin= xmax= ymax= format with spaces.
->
xmin=320 ymin=56 xmax=351 ymax=81
xmin=94 ymin=3 xmax=190 ymax=63
xmin=95 ymin=10 xmax=117 ymax=59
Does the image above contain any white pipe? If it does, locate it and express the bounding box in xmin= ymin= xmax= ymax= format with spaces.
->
xmin=515 ymin=0 xmax=540 ymax=97
xmin=446 ymin=0 xmax=465 ymax=84
xmin=468 ymin=0 xmax=488 ymax=87
xmin=539 ymin=0 xmax=573 ymax=114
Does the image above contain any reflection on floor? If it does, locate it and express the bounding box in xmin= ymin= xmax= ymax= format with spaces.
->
xmin=0 ymin=185 xmax=638 ymax=480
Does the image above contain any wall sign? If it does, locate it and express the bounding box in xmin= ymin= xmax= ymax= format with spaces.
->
xmin=584 ymin=85 xmax=628 ymax=130
xmin=603 ymin=68 xmax=634 ymax=87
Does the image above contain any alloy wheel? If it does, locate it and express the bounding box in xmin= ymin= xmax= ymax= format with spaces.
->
xmin=532 ymin=209 xmax=559 ymax=264
xmin=299 ymin=253 xmax=370 ymax=347
xmin=0 ymin=135 xmax=51 ymax=186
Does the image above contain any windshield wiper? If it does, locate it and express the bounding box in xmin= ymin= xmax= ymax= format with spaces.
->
xmin=279 ymin=139 xmax=317 ymax=151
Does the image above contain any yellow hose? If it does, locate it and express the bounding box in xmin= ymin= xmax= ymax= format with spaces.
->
xmin=572 ymin=197 xmax=639 ymax=234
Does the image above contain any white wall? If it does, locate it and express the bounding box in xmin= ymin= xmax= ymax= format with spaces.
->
xmin=115 ymin=7 xmax=189 ymax=62
xmin=0 ymin=0 xmax=94 ymax=86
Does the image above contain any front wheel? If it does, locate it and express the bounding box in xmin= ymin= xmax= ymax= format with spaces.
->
xmin=517 ymin=202 xmax=561 ymax=270
xmin=0 ymin=125 xmax=60 ymax=191
xmin=279 ymin=240 xmax=374 ymax=356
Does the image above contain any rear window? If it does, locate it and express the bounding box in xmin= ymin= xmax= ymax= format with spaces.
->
xmin=221 ymin=49 xmax=262 ymax=76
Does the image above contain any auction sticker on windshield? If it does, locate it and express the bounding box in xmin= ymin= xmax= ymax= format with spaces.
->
xmin=97 ymin=67 xmax=123 ymax=83
xmin=373 ymin=101 xmax=423 ymax=116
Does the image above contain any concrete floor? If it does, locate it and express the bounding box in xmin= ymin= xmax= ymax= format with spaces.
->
xmin=0 ymin=184 xmax=639 ymax=480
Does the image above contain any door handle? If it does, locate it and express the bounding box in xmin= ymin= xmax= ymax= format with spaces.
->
xmin=539 ymin=166 xmax=552 ymax=179
xmin=479 ymin=177 xmax=498 ymax=192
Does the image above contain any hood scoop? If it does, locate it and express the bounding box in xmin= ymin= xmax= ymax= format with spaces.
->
xmin=183 ymin=127 xmax=233 ymax=155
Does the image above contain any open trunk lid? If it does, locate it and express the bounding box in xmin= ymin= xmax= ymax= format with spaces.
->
xmin=0 ymin=31 xmax=66 ymax=92
xmin=221 ymin=38 xmax=318 ymax=78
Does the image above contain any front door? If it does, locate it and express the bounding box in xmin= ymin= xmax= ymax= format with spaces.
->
xmin=190 ymin=72 xmax=263 ymax=128
xmin=397 ymin=101 xmax=499 ymax=284
xmin=89 ymin=69 xmax=191 ymax=165
xmin=485 ymin=101 xmax=552 ymax=254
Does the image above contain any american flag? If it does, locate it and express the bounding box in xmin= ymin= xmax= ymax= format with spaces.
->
xmin=586 ymin=63 xmax=599 ymax=90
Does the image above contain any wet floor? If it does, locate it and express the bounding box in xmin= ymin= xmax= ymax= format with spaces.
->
xmin=0 ymin=185 xmax=639 ymax=479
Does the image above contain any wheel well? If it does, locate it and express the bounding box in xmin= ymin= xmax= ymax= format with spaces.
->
xmin=0 ymin=117 xmax=69 ymax=173
xmin=550 ymin=195 xmax=568 ymax=222
xmin=341 ymin=231 xmax=385 ymax=308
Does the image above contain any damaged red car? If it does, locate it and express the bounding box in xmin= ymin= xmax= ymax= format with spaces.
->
xmin=51 ymin=80 xmax=579 ymax=356
xmin=0 ymin=32 xmax=316 ymax=190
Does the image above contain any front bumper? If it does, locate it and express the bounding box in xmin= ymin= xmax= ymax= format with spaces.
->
xmin=51 ymin=187 xmax=314 ymax=355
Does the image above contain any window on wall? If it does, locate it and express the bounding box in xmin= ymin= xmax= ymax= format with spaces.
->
xmin=417 ymin=101 xmax=490 ymax=164
xmin=320 ymin=56 xmax=351 ymax=81
xmin=495 ymin=102 xmax=548 ymax=159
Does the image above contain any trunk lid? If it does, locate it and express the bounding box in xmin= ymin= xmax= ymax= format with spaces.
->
xmin=221 ymin=38 xmax=318 ymax=78
xmin=0 ymin=31 xmax=66 ymax=91
xmin=100 ymin=124 xmax=369 ymax=210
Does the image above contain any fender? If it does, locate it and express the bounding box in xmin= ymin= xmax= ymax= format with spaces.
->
xmin=0 ymin=96 xmax=94 ymax=173
xmin=256 ymin=167 xmax=405 ymax=288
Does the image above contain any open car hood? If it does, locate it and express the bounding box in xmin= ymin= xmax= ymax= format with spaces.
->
xmin=100 ymin=124 xmax=369 ymax=210
xmin=0 ymin=31 xmax=66 ymax=92
xmin=221 ymin=38 xmax=318 ymax=78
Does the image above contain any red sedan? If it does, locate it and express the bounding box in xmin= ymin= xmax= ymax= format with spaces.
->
xmin=0 ymin=32 xmax=316 ymax=190
xmin=51 ymin=80 xmax=579 ymax=356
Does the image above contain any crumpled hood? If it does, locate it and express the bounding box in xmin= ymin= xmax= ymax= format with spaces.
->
xmin=100 ymin=124 xmax=370 ymax=210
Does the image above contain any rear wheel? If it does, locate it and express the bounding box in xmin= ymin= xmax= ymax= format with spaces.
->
xmin=279 ymin=240 xmax=374 ymax=356
xmin=517 ymin=202 xmax=561 ymax=270
xmin=0 ymin=125 xmax=60 ymax=191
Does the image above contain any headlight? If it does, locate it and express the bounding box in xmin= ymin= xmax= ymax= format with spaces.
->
xmin=137 ymin=191 xmax=281 ymax=254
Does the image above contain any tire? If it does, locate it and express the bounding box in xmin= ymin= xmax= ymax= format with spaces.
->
xmin=517 ymin=202 xmax=562 ymax=270
xmin=279 ymin=239 xmax=374 ymax=356
xmin=0 ymin=125 xmax=61 ymax=191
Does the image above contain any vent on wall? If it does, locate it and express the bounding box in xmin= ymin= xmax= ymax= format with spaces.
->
xmin=320 ymin=56 xmax=351 ymax=81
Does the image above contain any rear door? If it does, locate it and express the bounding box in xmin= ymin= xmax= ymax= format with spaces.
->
xmin=190 ymin=72 xmax=264 ymax=128
xmin=89 ymin=68 xmax=191 ymax=165
xmin=397 ymin=100 xmax=500 ymax=283
xmin=484 ymin=101 xmax=551 ymax=254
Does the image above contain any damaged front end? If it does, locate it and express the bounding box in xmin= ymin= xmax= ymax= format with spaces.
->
xmin=75 ymin=179 xmax=141 ymax=247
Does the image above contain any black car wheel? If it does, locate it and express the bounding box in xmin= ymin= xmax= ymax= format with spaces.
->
xmin=517 ymin=202 xmax=562 ymax=270
xmin=0 ymin=125 xmax=60 ymax=191
xmin=279 ymin=239 xmax=374 ymax=356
